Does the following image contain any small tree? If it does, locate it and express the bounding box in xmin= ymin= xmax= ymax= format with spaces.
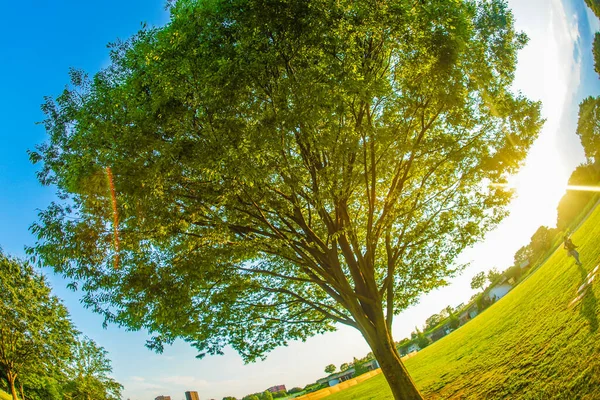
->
xmin=416 ymin=333 xmax=430 ymax=350
xmin=340 ymin=363 xmax=351 ymax=372
xmin=324 ymin=364 xmax=336 ymax=374
xmin=0 ymin=251 xmax=76 ymax=400
xmin=470 ymin=272 xmax=487 ymax=291
xmin=448 ymin=313 xmax=460 ymax=330
xmin=487 ymin=268 xmax=501 ymax=284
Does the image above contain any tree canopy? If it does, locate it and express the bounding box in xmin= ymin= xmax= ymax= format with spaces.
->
xmin=576 ymin=96 xmax=600 ymax=163
xmin=0 ymin=251 xmax=76 ymax=400
xmin=63 ymin=337 xmax=123 ymax=400
xmin=31 ymin=0 xmax=542 ymax=397
xmin=470 ymin=272 xmax=487 ymax=291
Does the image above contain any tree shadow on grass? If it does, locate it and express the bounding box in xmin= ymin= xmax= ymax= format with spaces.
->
xmin=578 ymin=264 xmax=598 ymax=333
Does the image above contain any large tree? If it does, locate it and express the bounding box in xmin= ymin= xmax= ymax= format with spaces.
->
xmin=63 ymin=336 xmax=123 ymax=400
xmin=30 ymin=0 xmax=542 ymax=398
xmin=0 ymin=251 xmax=76 ymax=400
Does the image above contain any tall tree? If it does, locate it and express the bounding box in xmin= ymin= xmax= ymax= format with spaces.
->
xmin=63 ymin=336 xmax=123 ymax=400
xmin=30 ymin=0 xmax=542 ymax=398
xmin=0 ymin=251 xmax=76 ymax=400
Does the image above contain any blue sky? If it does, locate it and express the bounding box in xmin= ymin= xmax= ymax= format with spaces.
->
xmin=0 ymin=1 xmax=599 ymax=399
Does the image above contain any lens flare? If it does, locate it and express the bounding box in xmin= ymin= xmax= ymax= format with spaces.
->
xmin=106 ymin=166 xmax=120 ymax=270
xmin=490 ymin=182 xmax=600 ymax=193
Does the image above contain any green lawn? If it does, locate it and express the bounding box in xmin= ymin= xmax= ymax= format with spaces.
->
xmin=329 ymin=204 xmax=600 ymax=399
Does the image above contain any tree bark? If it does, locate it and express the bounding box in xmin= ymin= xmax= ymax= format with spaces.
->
xmin=6 ymin=371 xmax=19 ymax=400
xmin=362 ymin=315 xmax=423 ymax=400
xmin=19 ymin=382 xmax=24 ymax=400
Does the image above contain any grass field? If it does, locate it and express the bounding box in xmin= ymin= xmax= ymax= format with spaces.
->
xmin=328 ymin=204 xmax=600 ymax=399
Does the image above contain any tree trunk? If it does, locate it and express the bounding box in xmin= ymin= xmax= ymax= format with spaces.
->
xmin=6 ymin=371 xmax=19 ymax=400
xmin=19 ymin=382 xmax=24 ymax=400
xmin=362 ymin=316 xmax=423 ymax=400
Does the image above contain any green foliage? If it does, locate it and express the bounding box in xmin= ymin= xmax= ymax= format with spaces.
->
xmin=585 ymin=0 xmax=600 ymax=20
xmin=529 ymin=226 xmax=556 ymax=262
xmin=470 ymin=272 xmax=487 ymax=291
xmin=340 ymin=363 xmax=351 ymax=372
xmin=261 ymin=390 xmax=273 ymax=400
xmin=505 ymin=265 xmax=522 ymax=282
xmin=448 ymin=313 xmax=460 ymax=330
xmin=31 ymin=0 xmax=541 ymax=395
xmin=272 ymin=390 xmax=287 ymax=399
xmin=476 ymin=293 xmax=491 ymax=312
xmin=288 ymin=387 xmax=303 ymax=394
xmin=577 ymin=96 xmax=600 ymax=162
xmin=223 ymin=397 xmax=237 ymax=400
xmin=243 ymin=395 xmax=260 ymax=400
xmin=416 ymin=333 xmax=430 ymax=350
xmin=327 ymin=203 xmax=600 ymax=399
xmin=556 ymin=163 xmax=599 ymax=230
xmin=424 ymin=313 xmax=442 ymax=331
xmin=324 ymin=364 xmax=336 ymax=374
xmin=593 ymin=33 xmax=600 ymax=78
xmin=0 ymin=250 xmax=76 ymax=399
xmin=62 ymin=336 xmax=123 ymax=400
xmin=353 ymin=358 xmax=370 ymax=377
xmin=486 ymin=268 xmax=501 ymax=284
xmin=303 ymin=383 xmax=326 ymax=394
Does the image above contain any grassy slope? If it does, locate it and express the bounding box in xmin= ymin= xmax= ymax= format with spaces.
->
xmin=0 ymin=389 xmax=11 ymax=400
xmin=329 ymin=204 xmax=600 ymax=399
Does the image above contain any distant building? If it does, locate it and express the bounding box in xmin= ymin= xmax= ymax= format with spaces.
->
xmin=156 ymin=396 xmax=171 ymax=400
xmin=317 ymin=368 xmax=355 ymax=387
xmin=485 ymin=276 xmax=513 ymax=303
xmin=185 ymin=391 xmax=200 ymax=400
xmin=458 ymin=304 xmax=479 ymax=325
xmin=406 ymin=343 xmax=420 ymax=354
xmin=431 ymin=325 xmax=448 ymax=342
xmin=316 ymin=360 xmax=379 ymax=387
xmin=267 ymin=385 xmax=286 ymax=393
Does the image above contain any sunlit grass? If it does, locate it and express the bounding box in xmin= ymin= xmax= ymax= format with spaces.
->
xmin=328 ymin=204 xmax=600 ymax=399
xmin=0 ymin=389 xmax=11 ymax=400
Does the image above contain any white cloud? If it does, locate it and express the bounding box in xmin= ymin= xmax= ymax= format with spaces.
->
xmin=159 ymin=376 xmax=210 ymax=388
